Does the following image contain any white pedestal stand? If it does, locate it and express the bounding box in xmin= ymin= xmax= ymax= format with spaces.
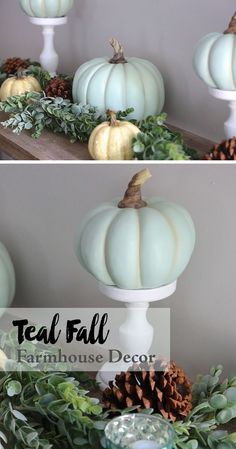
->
xmin=96 ymin=281 xmax=177 ymax=391
xmin=209 ymin=87 xmax=236 ymax=139
xmin=29 ymin=17 xmax=68 ymax=77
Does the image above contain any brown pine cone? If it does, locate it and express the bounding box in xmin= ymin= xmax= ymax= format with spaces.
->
xmin=103 ymin=361 xmax=192 ymax=422
xmin=3 ymin=57 xmax=30 ymax=75
xmin=44 ymin=77 xmax=72 ymax=100
xmin=204 ymin=137 xmax=236 ymax=160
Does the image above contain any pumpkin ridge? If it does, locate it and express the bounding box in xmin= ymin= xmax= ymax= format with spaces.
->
xmin=106 ymin=126 xmax=114 ymax=160
xmin=0 ymin=243 xmax=15 ymax=308
xmin=153 ymin=201 xmax=195 ymax=281
xmin=136 ymin=209 xmax=142 ymax=288
xmin=122 ymin=63 xmax=127 ymax=112
xmin=104 ymin=64 xmax=117 ymax=110
xmin=103 ymin=209 xmax=124 ymax=285
xmin=159 ymin=211 xmax=179 ymax=282
xmin=79 ymin=208 xmax=119 ymax=284
xmin=29 ymin=0 xmax=35 ymax=16
xmin=58 ymin=0 xmax=62 ymax=16
xmin=231 ymin=35 xmax=236 ymax=88
xmin=129 ymin=61 xmax=146 ymax=118
xmin=135 ymin=58 xmax=165 ymax=111
xmin=207 ymin=38 xmax=218 ymax=88
xmin=94 ymin=126 xmax=111 ymax=160
xmin=87 ymin=63 xmax=114 ymax=107
xmin=41 ymin=0 xmax=46 ymax=18
xmin=73 ymin=61 xmax=107 ymax=104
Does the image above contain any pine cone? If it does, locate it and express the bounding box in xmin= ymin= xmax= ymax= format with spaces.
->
xmin=103 ymin=361 xmax=192 ymax=422
xmin=204 ymin=137 xmax=236 ymax=160
xmin=44 ymin=77 xmax=72 ymax=100
xmin=3 ymin=57 xmax=30 ymax=75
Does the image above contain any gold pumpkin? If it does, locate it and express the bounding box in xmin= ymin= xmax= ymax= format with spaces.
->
xmin=88 ymin=111 xmax=140 ymax=160
xmin=0 ymin=71 xmax=42 ymax=101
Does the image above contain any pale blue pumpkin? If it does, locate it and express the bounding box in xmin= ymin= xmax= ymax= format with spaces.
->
xmin=76 ymin=173 xmax=195 ymax=290
xmin=193 ymin=13 xmax=236 ymax=90
xmin=0 ymin=242 xmax=15 ymax=309
xmin=19 ymin=0 xmax=74 ymax=18
xmin=72 ymin=39 xmax=165 ymax=121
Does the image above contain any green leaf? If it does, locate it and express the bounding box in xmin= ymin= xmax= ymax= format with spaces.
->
xmin=11 ymin=409 xmax=28 ymax=422
xmin=7 ymin=380 xmax=22 ymax=397
xmin=210 ymin=394 xmax=227 ymax=409
xmin=73 ymin=436 xmax=89 ymax=445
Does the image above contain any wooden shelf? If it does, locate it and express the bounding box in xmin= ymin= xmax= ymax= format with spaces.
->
xmin=0 ymin=112 xmax=214 ymax=161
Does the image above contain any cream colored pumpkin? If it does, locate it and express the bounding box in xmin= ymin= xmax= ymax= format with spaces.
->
xmin=88 ymin=113 xmax=140 ymax=160
xmin=0 ymin=73 xmax=42 ymax=101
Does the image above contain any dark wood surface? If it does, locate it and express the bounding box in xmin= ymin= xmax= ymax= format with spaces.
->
xmin=0 ymin=112 xmax=214 ymax=161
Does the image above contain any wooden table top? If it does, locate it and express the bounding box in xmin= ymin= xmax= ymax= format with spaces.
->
xmin=0 ymin=112 xmax=214 ymax=161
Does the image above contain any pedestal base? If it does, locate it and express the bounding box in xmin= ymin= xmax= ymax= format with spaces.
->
xmin=209 ymin=87 xmax=236 ymax=139
xmin=29 ymin=17 xmax=68 ymax=76
xmin=96 ymin=282 xmax=177 ymax=390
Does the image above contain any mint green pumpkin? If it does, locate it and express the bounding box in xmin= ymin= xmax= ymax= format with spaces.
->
xmin=72 ymin=39 xmax=165 ymax=121
xmin=0 ymin=242 xmax=15 ymax=309
xmin=193 ymin=13 xmax=236 ymax=90
xmin=19 ymin=0 xmax=74 ymax=18
xmin=76 ymin=170 xmax=195 ymax=290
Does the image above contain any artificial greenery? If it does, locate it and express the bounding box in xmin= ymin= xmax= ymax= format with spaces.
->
xmin=0 ymin=91 xmax=194 ymax=160
xmin=0 ymin=371 xmax=103 ymax=449
xmin=0 ymin=59 xmax=198 ymax=159
xmin=132 ymin=113 xmax=191 ymax=160
xmin=0 ymin=331 xmax=235 ymax=449
xmin=0 ymin=92 xmax=107 ymax=142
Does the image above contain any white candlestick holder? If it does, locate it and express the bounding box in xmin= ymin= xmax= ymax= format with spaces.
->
xmin=96 ymin=281 xmax=177 ymax=391
xmin=29 ymin=17 xmax=68 ymax=77
xmin=209 ymin=87 xmax=236 ymax=139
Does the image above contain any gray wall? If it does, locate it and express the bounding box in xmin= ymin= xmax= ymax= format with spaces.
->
xmin=0 ymin=0 xmax=234 ymax=141
xmin=0 ymin=163 xmax=235 ymax=379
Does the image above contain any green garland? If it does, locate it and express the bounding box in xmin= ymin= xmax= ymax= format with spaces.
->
xmin=0 ymin=92 xmax=196 ymax=160
xmin=0 ymin=60 xmax=199 ymax=160
xmin=0 ymin=330 xmax=235 ymax=449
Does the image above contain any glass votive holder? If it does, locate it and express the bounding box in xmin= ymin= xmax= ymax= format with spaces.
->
xmin=104 ymin=414 xmax=175 ymax=449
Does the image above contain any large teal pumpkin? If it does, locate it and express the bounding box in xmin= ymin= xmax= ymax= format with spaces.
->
xmin=76 ymin=170 xmax=195 ymax=290
xmin=72 ymin=39 xmax=165 ymax=121
xmin=193 ymin=12 xmax=236 ymax=90
xmin=19 ymin=0 xmax=74 ymax=18
xmin=0 ymin=242 xmax=15 ymax=309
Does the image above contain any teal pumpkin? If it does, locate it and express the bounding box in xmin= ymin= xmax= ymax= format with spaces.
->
xmin=76 ymin=170 xmax=195 ymax=290
xmin=72 ymin=39 xmax=165 ymax=121
xmin=0 ymin=242 xmax=15 ymax=309
xmin=19 ymin=0 xmax=74 ymax=18
xmin=193 ymin=12 xmax=236 ymax=90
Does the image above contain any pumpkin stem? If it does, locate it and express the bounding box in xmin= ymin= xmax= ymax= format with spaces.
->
xmin=16 ymin=69 xmax=25 ymax=79
xmin=109 ymin=38 xmax=128 ymax=64
xmin=118 ymin=169 xmax=152 ymax=209
xmin=224 ymin=11 xmax=236 ymax=34
xmin=107 ymin=110 xmax=119 ymax=126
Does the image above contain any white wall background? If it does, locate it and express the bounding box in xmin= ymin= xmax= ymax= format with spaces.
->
xmin=0 ymin=163 xmax=235 ymax=379
xmin=0 ymin=0 xmax=234 ymax=141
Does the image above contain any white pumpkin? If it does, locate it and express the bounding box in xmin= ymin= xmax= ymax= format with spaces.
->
xmin=76 ymin=170 xmax=195 ymax=290
xmin=0 ymin=242 xmax=15 ymax=310
xmin=19 ymin=0 xmax=74 ymax=18
xmin=73 ymin=38 xmax=165 ymax=121
xmin=88 ymin=111 xmax=140 ymax=160
xmin=193 ymin=12 xmax=236 ymax=90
